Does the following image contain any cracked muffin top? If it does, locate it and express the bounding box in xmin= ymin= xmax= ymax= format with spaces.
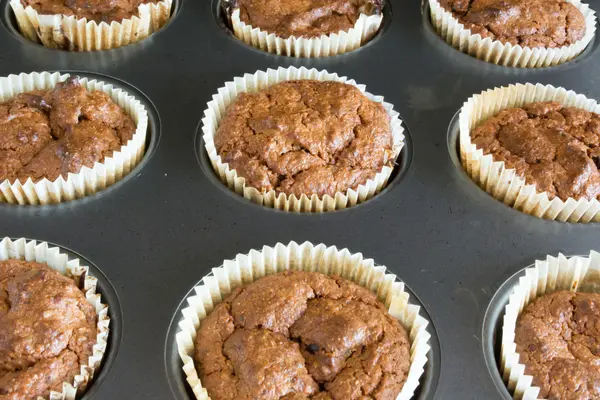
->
xmin=194 ymin=271 xmax=411 ymax=400
xmin=470 ymin=101 xmax=600 ymax=201
xmin=0 ymin=77 xmax=136 ymax=184
xmin=0 ymin=259 xmax=97 ymax=400
xmin=231 ymin=0 xmax=383 ymax=38
xmin=515 ymin=291 xmax=600 ymax=400
xmin=21 ymin=0 xmax=161 ymax=22
xmin=439 ymin=0 xmax=586 ymax=48
xmin=214 ymin=80 xmax=395 ymax=198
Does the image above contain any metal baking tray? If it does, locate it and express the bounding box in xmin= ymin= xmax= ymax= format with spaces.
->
xmin=1 ymin=0 xmax=599 ymax=398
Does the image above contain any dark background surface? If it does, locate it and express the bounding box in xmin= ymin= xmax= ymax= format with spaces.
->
xmin=1 ymin=0 xmax=599 ymax=398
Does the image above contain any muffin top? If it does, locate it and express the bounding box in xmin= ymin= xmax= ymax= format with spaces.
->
xmin=0 ymin=77 xmax=136 ymax=184
xmin=439 ymin=0 xmax=586 ymax=48
xmin=515 ymin=291 xmax=600 ymax=399
xmin=21 ymin=0 xmax=161 ymax=22
xmin=231 ymin=0 xmax=382 ymax=38
xmin=470 ymin=101 xmax=600 ymax=201
xmin=194 ymin=271 xmax=411 ymax=400
xmin=0 ymin=259 xmax=97 ymax=400
xmin=214 ymin=80 xmax=395 ymax=198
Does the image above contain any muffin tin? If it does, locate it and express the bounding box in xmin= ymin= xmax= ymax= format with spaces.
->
xmin=1 ymin=0 xmax=600 ymax=398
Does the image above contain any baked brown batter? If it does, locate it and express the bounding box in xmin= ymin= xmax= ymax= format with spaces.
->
xmin=0 ymin=260 xmax=97 ymax=400
xmin=194 ymin=271 xmax=411 ymax=400
xmin=215 ymin=80 xmax=394 ymax=198
xmin=232 ymin=0 xmax=382 ymax=37
xmin=0 ymin=77 xmax=135 ymax=184
xmin=440 ymin=0 xmax=586 ymax=47
xmin=21 ymin=0 xmax=161 ymax=22
xmin=515 ymin=291 xmax=600 ymax=400
xmin=470 ymin=101 xmax=600 ymax=201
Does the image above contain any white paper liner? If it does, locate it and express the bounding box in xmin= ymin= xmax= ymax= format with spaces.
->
xmin=176 ymin=241 xmax=431 ymax=400
xmin=459 ymin=82 xmax=600 ymax=223
xmin=230 ymin=8 xmax=382 ymax=58
xmin=0 ymin=71 xmax=148 ymax=205
xmin=500 ymin=251 xmax=600 ymax=399
xmin=203 ymin=66 xmax=405 ymax=212
xmin=10 ymin=0 xmax=172 ymax=51
xmin=0 ymin=237 xmax=110 ymax=400
xmin=428 ymin=0 xmax=596 ymax=68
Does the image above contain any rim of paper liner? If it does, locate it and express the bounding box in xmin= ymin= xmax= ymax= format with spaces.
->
xmin=176 ymin=241 xmax=431 ymax=400
xmin=428 ymin=0 xmax=596 ymax=68
xmin=9 ymin=0 xmax=173 ymax=51
xmin=0 ymin=71 xmax=148 ymax=205
xmin=202 ymin=66 xmax=405 ymax=213
xmin=500 ymin=251 xmax=600 ymax=400
xmin=0 ymin=237 xmax=109 ymax=400
xmin=459 ymin=82 xmax=600 ymax=223
xmin=230 ymin=8 xmax=383 ymax=58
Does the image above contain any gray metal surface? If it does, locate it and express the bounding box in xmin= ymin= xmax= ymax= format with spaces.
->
xmin=1 ymin=0 xmax=599 ymax=398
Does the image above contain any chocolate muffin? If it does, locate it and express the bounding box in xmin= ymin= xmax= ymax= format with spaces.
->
xmin=230 ymin=0 xmax=383 ymax=38
xmin=0 ymin=77 xmax=136 ymax=184
xmin=0 ymin=259 xmax=97 ymax=400
xmin=469 ymin=101 xmax=600 ymax=201
xmin=194 ymin=271 xmax=411 ymax=400
xmin=21 ymin=0 xmax=161 ymax=22
xmin=214 ymin=80 xmax=395 ymax=198
xmin=440 ymin=0 xmax=586 ymax=48
xmin=515 ymin=291 xmax=600 ymax=399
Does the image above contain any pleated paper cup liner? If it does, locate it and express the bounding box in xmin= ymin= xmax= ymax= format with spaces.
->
xmin=176 ymin=241 xmax=431 ymax=400
xmin=10 ymin=0 xmax=173 ymax=51
xmin=500 ymin=251 xmax=600 ymax=399
xmin=229 ymin=8 xmax=382 ymax=57
xmin=202 ymin=66 xmax=405 ymax=212
xmin=0 ymin=71 xmax=148 ymax=205
xmin=428 ymin=0 xmax=596 ymax=68
xmin=459 ymin=82 xmax=600 ymax=223
xmin=0 ymin=237 xmax=110 ymax=400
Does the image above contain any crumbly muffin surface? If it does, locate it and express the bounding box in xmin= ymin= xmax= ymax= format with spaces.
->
xmin=233 ymin=0 xmax=382 ymax=38
xmin=22 ymin=0 xmax=161 ymax=22
xmin=440 ymin=0 xmax=586 ymax=48
xmin=470 ymin=101 xmax=600 ymax=201
xmin=515 ymin=291 xmax=600 ymax=400
xmin=194 ymin=271 xmax=411 ymax=400
xmin=0 ymin=77 xmax=136 ymax=184
xmin=214 ymin=80 xmax=394 ymax=198
xmin=0 ymin=259 xmax=97 ymax=400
